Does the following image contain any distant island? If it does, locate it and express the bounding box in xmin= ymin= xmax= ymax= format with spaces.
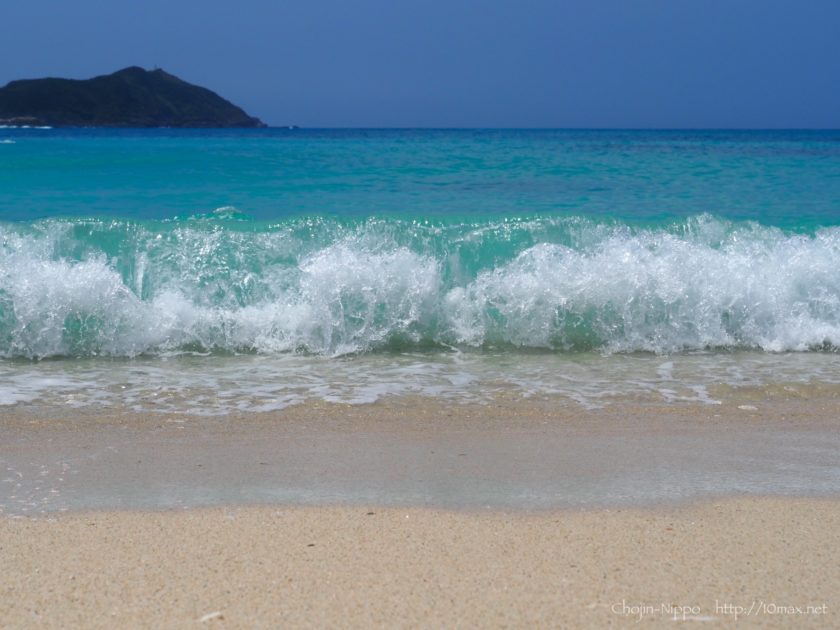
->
xmin=0 ymin=66 xmax=266 ymax=128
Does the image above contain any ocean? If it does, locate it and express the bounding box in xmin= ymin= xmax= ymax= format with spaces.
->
xmin=1 ymin=128 xmax=839 ymax=414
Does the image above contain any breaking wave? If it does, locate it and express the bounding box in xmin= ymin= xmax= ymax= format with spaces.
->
xmin=2 ymin=214 xmax=839 ymax=359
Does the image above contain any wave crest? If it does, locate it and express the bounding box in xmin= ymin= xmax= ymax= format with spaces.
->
xmin=2 ymin=215 xmax=839 ymax=358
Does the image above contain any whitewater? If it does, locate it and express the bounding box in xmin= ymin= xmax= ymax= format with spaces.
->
xmin=1 ymin=214 xmax=840 ymax=359
xmin=2 ymin=128 xmax=839 ymax=413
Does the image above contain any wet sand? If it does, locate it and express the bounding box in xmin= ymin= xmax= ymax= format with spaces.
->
xmin=3 ymin=393 xmax=840 ymax=513
xmin=2 ymin=393 xmax=840 ymax=627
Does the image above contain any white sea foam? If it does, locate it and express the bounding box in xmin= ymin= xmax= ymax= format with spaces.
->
xmin=445 ymin=227 xmax=840 ymax=353
xmin=1 ymin=351 xmax=837 ymax=414
xmin=1 ymin=216 xmax=840 ymax=359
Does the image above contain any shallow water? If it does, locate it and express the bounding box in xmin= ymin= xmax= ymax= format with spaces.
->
xmin=3 ymin=397 xmax=840 ymax=514
xmin=2 ymin=351 xmax=838 ymax=415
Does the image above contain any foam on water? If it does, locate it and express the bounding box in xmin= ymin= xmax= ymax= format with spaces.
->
xmin=2 ymin=351 xmax=838 ymax=415
xmin=2 ymin=214 xmax=840 ymax=359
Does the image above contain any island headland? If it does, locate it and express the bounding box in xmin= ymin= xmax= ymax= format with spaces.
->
xmin=0 ymin=66 xmax=265 ymax=128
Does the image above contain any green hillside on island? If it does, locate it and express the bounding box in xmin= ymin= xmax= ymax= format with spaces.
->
xmin=0 ymin=66 xmax=265 ymax=128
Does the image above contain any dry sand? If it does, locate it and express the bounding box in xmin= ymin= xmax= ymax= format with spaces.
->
xmin=2 ymin=498 xmax=838 ymax=628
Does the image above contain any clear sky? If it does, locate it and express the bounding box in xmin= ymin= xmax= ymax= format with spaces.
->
xmin=1 ymin=0 xmax=838 ymax=128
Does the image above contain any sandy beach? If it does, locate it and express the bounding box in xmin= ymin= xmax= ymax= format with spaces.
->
xmin=2 ymin=498 xmax=838 ymax=628
xmin=4 ymin=389 xmax=840 ymax=513
xmin=2 ymin=392 xmax=840 ymax=627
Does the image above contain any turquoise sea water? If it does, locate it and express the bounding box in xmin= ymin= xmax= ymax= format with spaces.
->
xmin=1 ymin=128 xmax=839 ymax=412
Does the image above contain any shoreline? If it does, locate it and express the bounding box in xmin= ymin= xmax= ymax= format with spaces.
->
xmin=4 ymin=393 xmax=840 ymax=515
xmin=4 ymin=391 xmax=840 ymax=626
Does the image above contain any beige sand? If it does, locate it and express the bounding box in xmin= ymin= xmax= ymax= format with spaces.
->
xmin=2 ymin=498 xmax=838 ymax=628
xmin=3 ymin=392 xmax=840 ymax=627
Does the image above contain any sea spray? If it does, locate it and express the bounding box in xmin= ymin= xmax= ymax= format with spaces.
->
xmin=2 ymin=214 xmax=840 ymax=359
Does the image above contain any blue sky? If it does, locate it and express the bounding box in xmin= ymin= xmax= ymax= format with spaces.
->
xmin=1 ymin=0 xmax=838 ymax=127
